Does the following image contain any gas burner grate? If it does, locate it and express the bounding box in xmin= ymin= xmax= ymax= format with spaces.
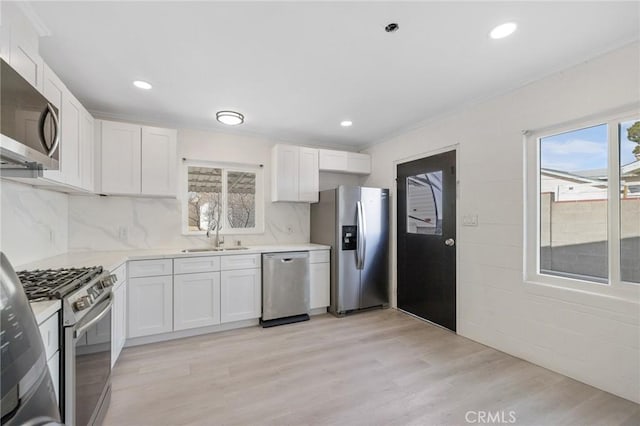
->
xmin=17 ymin=266 xmax=103 ymax=300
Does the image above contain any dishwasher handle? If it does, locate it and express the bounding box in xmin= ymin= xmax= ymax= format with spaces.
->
xmin=281 ymin=258 xmax=294 ymax=263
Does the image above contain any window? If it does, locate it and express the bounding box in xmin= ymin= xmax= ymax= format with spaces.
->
xmin=406 ymin=171 xmax=443 ymax=235
xmin=182 ymin=162 xmax=263 ymax=235
xmin=620 ymin=120 xmax=640 ymax=283
xmin=539 ymin=124 xmax=609 ymax=282
xmin=526 ymin=111 xmax=640 ymax=288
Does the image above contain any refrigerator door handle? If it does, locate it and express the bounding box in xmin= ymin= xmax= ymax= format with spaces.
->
xmin=356 ymin=201 xmax=366 ymax=270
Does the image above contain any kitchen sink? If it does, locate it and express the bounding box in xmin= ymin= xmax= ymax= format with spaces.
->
xmin=181 ymin=247 xmax=249 ymax=253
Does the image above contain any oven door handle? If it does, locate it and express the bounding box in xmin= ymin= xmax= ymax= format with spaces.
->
xmin=74 ymin=299 xmax=112 ymax=339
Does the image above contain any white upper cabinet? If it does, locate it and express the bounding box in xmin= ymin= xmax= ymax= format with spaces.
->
xmin=43 ymin=85 xmax=82 ymax=188
xmin=42 ymin=63 xmax=64 ymax=108
xmin=318 ymin=149 xmax=348 ymax=171
xmin=99 ymin=120 xmax=142 ymax=195
xmin=271 ymin=144 xmax=319 ymax=202
xmin=79 ymin=109 xmax=95 ymax=192
xmin=60 ymin=93 xmax=81 ymax=187
xmin=346 ymin=152 xmax=371 ymax=175
xmin=318 ymin=149 xmax=370 ymax=175
xmin=9 ymin=41 xmax=43 ymax=91
xmin=299 ymin=147 xmax=319 ymax=202
xmin=141 ymin=126 xmax=177 ymax=196
xmin=0 ymin=2 xmax=43 ymax=91
xmin=272 ymin=144 xmax=299 ymax=201
xmin=98 ymin=120 xmax=177 ymax=197
xmin=43 ymin=65 xmax=95 ymax=192
xmin=2 ymin=2 xmax=96 ymax=193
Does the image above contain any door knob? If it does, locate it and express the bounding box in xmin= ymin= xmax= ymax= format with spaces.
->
xmin=445 ymin=238 xmax=455 ymax=247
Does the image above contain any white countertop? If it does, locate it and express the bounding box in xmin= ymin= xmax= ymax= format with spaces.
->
xmin=30 ymin=299 xmax=61 ymax=325
xmin=17 ymin=244 xmax=331 ymax=272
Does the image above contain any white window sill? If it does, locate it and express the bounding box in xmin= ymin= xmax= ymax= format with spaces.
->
xmin=524 ymin=275 xmax=640 ymax=308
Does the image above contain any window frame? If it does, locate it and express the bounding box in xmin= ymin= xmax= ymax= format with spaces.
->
xmin=180 ymin=160 xmax=264 ymax=236
xmin=524 ymin=109 xmax=640 ymax=297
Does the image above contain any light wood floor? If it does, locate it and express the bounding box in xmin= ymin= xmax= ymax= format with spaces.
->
xmin=104 ymin=309 xmax=639 ymax=426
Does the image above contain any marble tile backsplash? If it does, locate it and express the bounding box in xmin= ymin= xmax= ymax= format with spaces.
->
xmin=0 ymin=181 xmax=69 ymax=266
xmin=68 ymin=194 xmax=310 ymax=251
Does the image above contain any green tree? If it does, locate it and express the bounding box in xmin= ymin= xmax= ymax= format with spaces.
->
xmin=628 ymin=121 xmax=640 ymax=157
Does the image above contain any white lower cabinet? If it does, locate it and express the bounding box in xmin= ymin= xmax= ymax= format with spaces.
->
xmin=122 ymin=250 xmax=326 ymax=343
xmin=128 ymin=275 xmax=173 ymax=338
xmin=221 ymin=268 xmax=261 ymax=323
xmin=111 ymin=280 xmax=127 ymax=367
xmin=38 ymin=312 xmax=60 ymax=403
xmin=309 ymin=262 xmax=330 ymax=309
xmin=46 ymin=351 xmax=59 ymax=403
xmin=174 ymin=272 xmax=221 ymax=330
xmin=309 ymin=250 xmax=330 ymax=310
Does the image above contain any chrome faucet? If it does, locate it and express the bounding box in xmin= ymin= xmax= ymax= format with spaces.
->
xmin=206 ymin=207 xmax=224 ymax=248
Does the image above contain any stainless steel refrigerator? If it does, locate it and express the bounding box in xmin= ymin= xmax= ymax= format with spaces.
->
xmin=311 ymin=186 xmax=389 ymax=316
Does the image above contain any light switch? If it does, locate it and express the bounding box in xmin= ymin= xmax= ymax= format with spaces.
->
xmin=462 ymin=215 xmax=478 ymax=226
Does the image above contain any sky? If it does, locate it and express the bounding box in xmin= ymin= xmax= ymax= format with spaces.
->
xmin=540 ymin=120 xmax=638 ymax=173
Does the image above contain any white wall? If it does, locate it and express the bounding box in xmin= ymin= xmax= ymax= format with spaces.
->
xmin=319 ymin=171 xmax=362 ymax=191
xmin=362 ymin=42 xmax=640 ymax=403
xmin=0 ymin=180 xmax=69 ymax=266
xmin=68 ymin=129 xmax=356 ymax=251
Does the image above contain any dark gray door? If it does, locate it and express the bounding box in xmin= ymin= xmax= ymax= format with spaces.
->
xmin=360 ymin=187 xmax=389 ymax=309
xmin=397 ymin=150 xmax=456 ymax=331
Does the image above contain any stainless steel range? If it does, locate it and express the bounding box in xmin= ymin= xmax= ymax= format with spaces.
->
xmin=18 ymin=266 xmax=116 ymax=426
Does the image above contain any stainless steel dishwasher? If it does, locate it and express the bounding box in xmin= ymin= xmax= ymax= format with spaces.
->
xmin=261 ymin=252 xmax=310 ymax=327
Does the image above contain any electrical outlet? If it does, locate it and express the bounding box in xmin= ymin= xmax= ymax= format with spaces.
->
xmin=118 ymin=226 xmax=128 ymax=241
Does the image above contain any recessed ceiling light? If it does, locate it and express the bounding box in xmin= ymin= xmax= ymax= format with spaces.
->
xmin=133 ymin=80 xmax=152 ymax=90
xmin=340 ymin=120 xmax=353 ymax=127
xmin=490 ymin=22 xmax=517 ymax=39
xmin=216 ymin=110 xmax=244 ymax=126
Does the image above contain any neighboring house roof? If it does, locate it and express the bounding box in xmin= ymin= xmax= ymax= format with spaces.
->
xmin=540 ymin=168 xmax=605 ymax=187
xmin=546 ymin=160 xmax=640 ymax=183
xmin=573 ymin=167 xmax=608 ymax=179
xmin=622 ymin=159 xmax=640 ymax=176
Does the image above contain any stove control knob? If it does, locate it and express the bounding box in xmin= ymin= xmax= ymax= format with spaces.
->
xmin=101 ymin=275 xmax=116 ymax=289
xmin=73 ymin=296 xmax=91 ymax=311
xmin=89 ymin=287 xmax=100 ymax=300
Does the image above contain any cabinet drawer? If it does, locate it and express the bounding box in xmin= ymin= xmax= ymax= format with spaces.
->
xmin=221 ymin=254 xmax=261 ymax=271
xmin=129 ymin=259 xmax=172 ymax=278
xmin=39 ymin=313 xmax=59 ymax=361
xmin=112 ymin=263 xmax=127 ymax=287
xmin=309 ymin=250 xmax=330 ymax=264
xmin=174 ymin=256 xmax=221 ymax=274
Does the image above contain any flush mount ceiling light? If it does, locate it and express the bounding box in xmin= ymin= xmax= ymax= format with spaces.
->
xmin=216 ymin=110 xmax=244 ymax=126
xmin=133 ymin=80 xmax=152 ymax=90
xmin=340 ymin=120 xmax=353 ymax=127
xmin=385 ymin=22 xmax=399 ymax=33
xmin=490 ymin=22 xmax=517 ymax=39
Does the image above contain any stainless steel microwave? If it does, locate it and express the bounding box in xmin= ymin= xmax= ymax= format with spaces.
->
xmin=0 ymin=58 xmax=60 ymax=174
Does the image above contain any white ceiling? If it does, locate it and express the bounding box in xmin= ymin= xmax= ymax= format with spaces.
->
xmin=30 ymin=1 xmax=639 ymax=149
